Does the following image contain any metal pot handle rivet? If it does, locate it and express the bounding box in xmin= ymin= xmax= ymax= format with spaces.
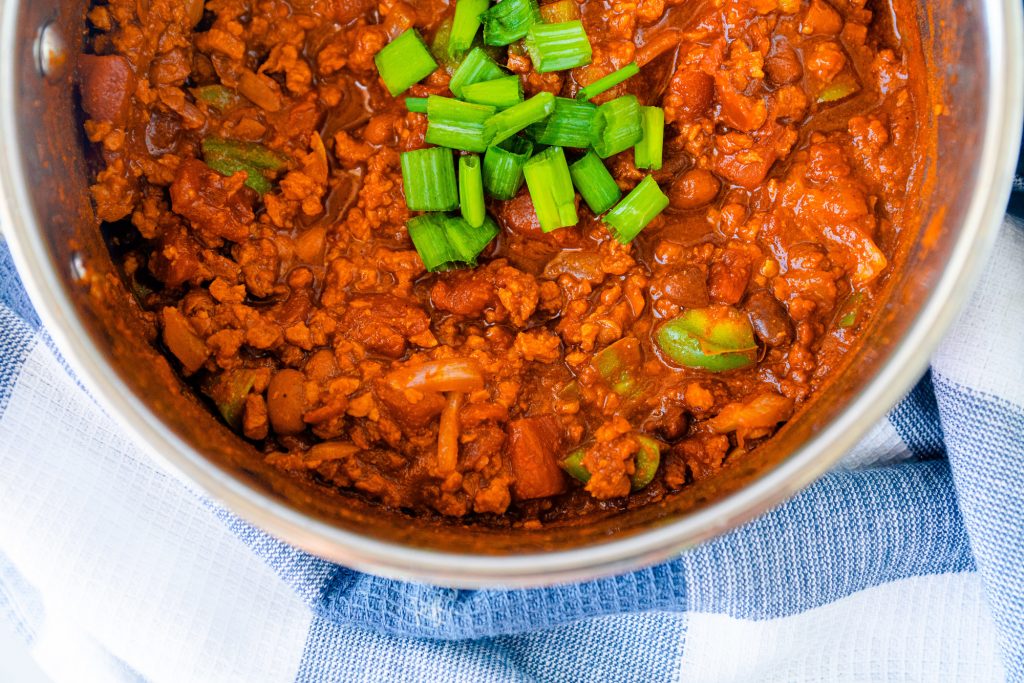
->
xmin=34 ymin=21 xmax=67 ymax=81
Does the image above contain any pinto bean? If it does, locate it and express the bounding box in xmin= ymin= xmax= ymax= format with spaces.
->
xmin=79 ymin=55 xmax=135 ymax=125
xmin=670 ymin=70 xmax=714 ymax=122
xmin=669 ymin=169 xmax=721 ymax=210
xmin=267 ymin=369 xmax=308 ymax=435
xmin=745 ymin=290 xmax=794 ymax=347
xmin=765 ymin=44 xmax=804 ymax=86
xmin=650 ymin=266 xmax=710 ymax=309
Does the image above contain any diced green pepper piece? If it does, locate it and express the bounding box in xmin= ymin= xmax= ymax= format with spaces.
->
xmin=202 ymin=137 xmax=288 ymax=195
xmin=203 ymin=369 xmax=258 ymax=429
xmin=561 ymin=448 xmax=591 ymax=483
xmin=817 ymin=74 xmax=860 ymax=104
xmin=657 ymin=307 xmax=757 ymax=372
xmin=560 ymin=433 xmax=661 ymax=491
xmin=202 ymin=138 xmax=288 ymax=171
xmin=593 ymin=337 xmax=641 ymax=396
xmin=837 ymin=292 xmax=865 ymax=328
xmin=631 ymin=435 xmax=661 ymax=491
xmin=192 ymin=85 xmax=242 ymax=111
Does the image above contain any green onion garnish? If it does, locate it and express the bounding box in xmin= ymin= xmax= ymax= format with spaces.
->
xmin=487 ymin=91 xmax=556 ymax=146
xmin=425 ymin=96 xmax=496 ymax=153
xmin=374 ymin=29 xmax=439 ymax=97
xmin=483 ymin=136 xmax=534 ymax=199
xmin=604 ymin=175 xmax=669 ymax=243
xmin=524 ymin=146 xmax=578 ymax=232
xmin=482 ymin=0 xmax=541 ymax=46
xmin=576 ymin=62 xmax=640 ymax=101
xmin=446 ymin=214 xmax=500 ymax=264
xmin=449 ymin=0 xmax=491 ymax=57
xmin=449 ymin=47 xmax=506 ymax=98
xmin=569 ymin=150 xmax=622 ymax=214
xmin=408 ymin=214 xmax=459 ymax=272
xmin=406 ymin=97 xmax=428 ymax=113
xmin=524 ymin=21 xmax=593 ymax=73
xmin=459 ymin=154 xmax=487 ymax=228
xmin=540 ymin=0 xmax=581 ymax=23
xmin=526 ymin=97 xmax=596 ymax=148
xmin=408 ymin=213 xmax=499 ymax=272
xmin=634 ymin=106 xmax=665 ymax=170
xmin=401 ymin=147 xmax=459 ymax=212
xmin=591 ymin=94 xmax=643 ymax=158
xmin=461 ymin=76 xmax=524 ymax=109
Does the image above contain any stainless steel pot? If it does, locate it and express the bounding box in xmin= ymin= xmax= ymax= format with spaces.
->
xmin=0 ymin=0 xmax=1020 ymax=588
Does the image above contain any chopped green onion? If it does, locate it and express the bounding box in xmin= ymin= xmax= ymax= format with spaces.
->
xmin=487 ymin=91 xmax=556 ymax=146
xmin=408 ymin=214 xmax=459 ymax=272
xmin=540 ymin=0 xmax=581 ymax=23
xmin=604 ymin=175 xmax=668 ymax=243
xmin=400 ymin=147 xmax=459 ymax=212
xmin=634 ymin=106 xmax=665 ymax=170
xmin=425 ymin=96 xmax=496 ymax=153
xmin=191 ymin=85 xmax=241 ymax=111
xmin=449 ymin=0 xmax=491 ymax=57
xmin=482 ymin=0 xmax=541 ymax=46
xmin=406 ymin=97 xmax=428 ymax=113
xmin=459 ymin=154 xmax=486 ymax=228
xmin=483 ymin=136 xmax=534 ymax=199
xmin=202 ymin=137 xmax=287 ymax=195
xmin=526 ymin=97 xmax=596 ymax=148
xmin=449 ymin=47 xmax=506 ymax=98
xmin=576 ymin=62 xmax=640 ymax=101
xmin=374 ymin=29 xmax=439 ymax=97
xmin=445 ymin=214 xmax=499 ymax=264
xmin=461 ymin=76 xmax=525 ymax=109
xmin=408 ymin=214 xmax=499 ymax=272
xmin=524 ymin=146 xmax=577 ymax=232
xmin=591 ymin=94 xmax=643 ymax=158
xmin=524 ymin=21 xmax=592 ymax=73
xmin=569 ymin=150 xmax=621 ymax=214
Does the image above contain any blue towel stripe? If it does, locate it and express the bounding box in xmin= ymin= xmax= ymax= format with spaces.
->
xmin=308 ymin=461 xmax=969 ymax=640
xmin=0 ymin=241 xmax=40 ymax=329
xmin=0 ymin=307 xmax=37 ymax=419
xmin=489 ymin=611 xmax=689 ymax=683
xmin=297 ymin=617 xmax=529 ymax=682
xmin=887 ymin=370 xmax=947 ymax=459
xmin=934 ymin=373 xmax=1024 ymax=680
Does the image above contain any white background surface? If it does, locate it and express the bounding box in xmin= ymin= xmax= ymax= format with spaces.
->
xmin=0 ymin=619 xmax=49 ymax=682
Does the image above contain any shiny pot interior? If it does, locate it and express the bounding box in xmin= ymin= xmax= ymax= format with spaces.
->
xmin=0 ymin=0 xmax=1020 ymax=587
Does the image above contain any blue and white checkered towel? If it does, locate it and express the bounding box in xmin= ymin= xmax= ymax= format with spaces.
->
xmin=0 ymin=216 xmax=1022 ymax=682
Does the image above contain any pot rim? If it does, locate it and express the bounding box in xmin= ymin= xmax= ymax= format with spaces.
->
xmin=0 ymin=0 xmax=1020 ymax=588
